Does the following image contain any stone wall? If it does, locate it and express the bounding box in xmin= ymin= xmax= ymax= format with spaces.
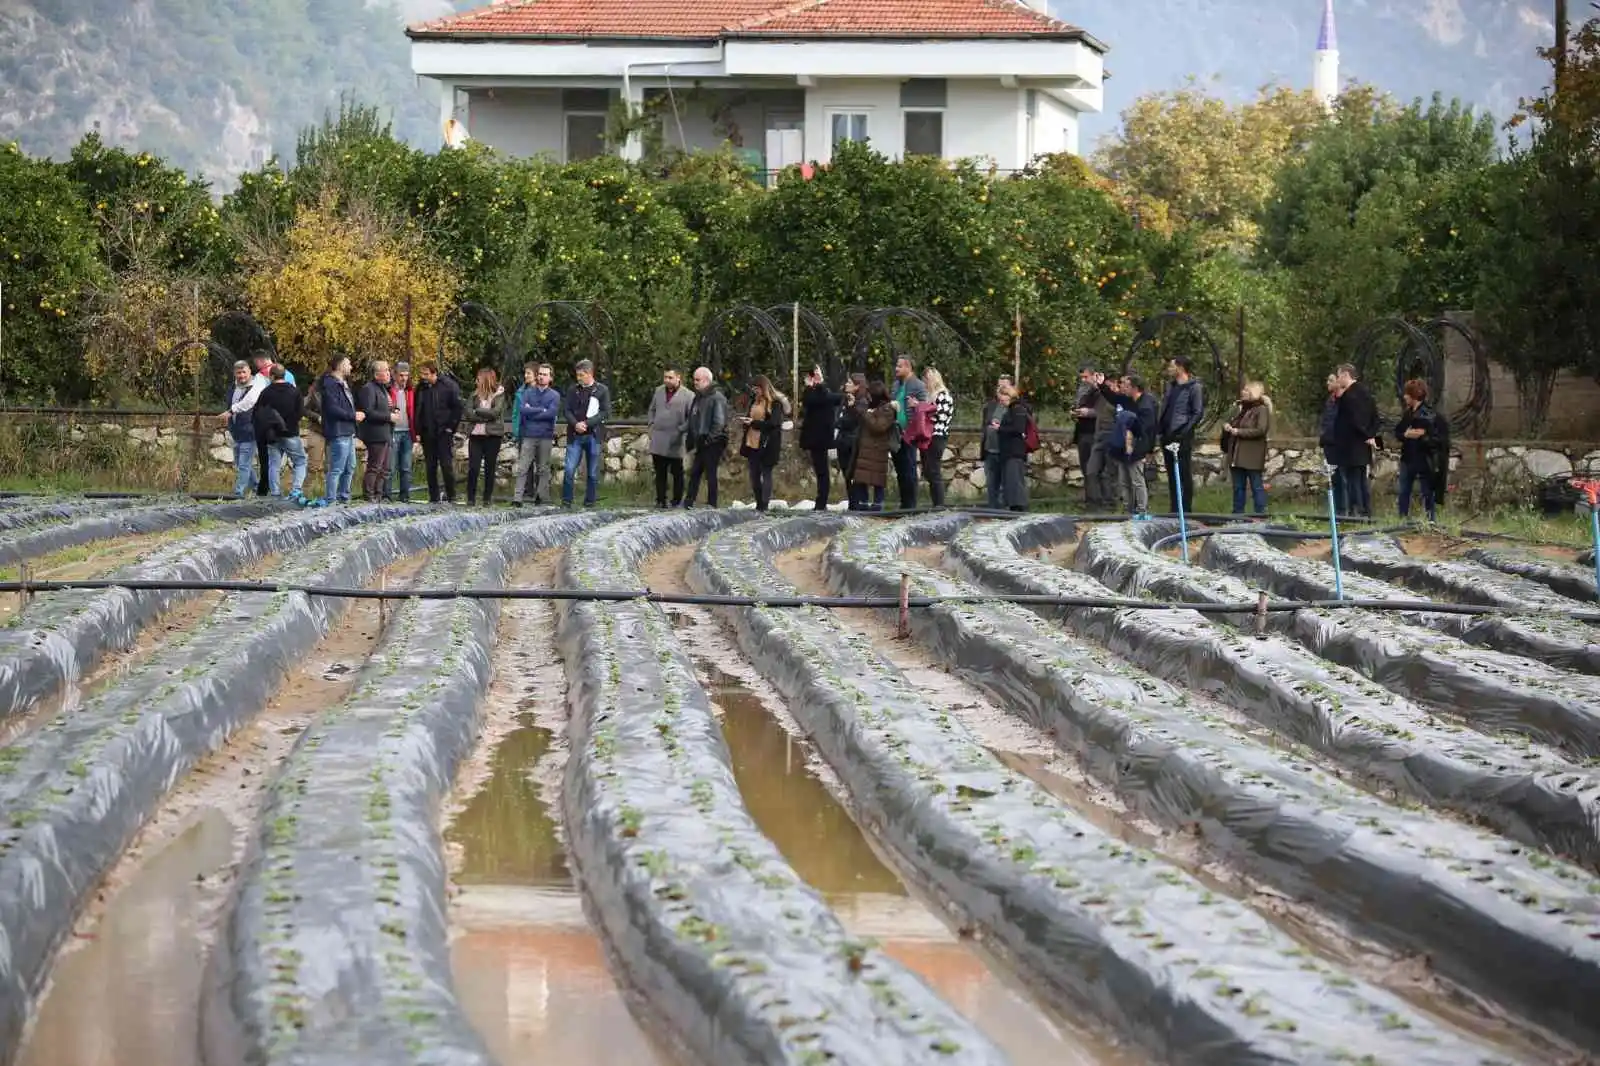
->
xmin=34 ymin=414 xmax=1600 ymax=506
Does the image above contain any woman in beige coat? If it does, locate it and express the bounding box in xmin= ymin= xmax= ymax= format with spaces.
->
xmin=1223 ymin=381 xmax=1271 ymax=515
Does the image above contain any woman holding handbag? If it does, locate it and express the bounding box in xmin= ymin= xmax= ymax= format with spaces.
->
xmin=739 ymin=375 xmax=789 ymax=512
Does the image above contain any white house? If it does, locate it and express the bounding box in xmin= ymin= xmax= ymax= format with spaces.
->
xmin=406 ymin=0 xmax=1106 ymax=177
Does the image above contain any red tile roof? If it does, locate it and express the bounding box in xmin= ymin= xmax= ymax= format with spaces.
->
xmin=408 ymin=0 xmax=1093 ymax=43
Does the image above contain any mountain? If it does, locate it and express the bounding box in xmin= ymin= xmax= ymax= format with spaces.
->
xmin=1067 ymin=0 xmax=1554 ymax=147
xmin=0 ymin=0 xmax=1559 ymax=186
xmin=0 ymin=0 xmax=462 ymax=188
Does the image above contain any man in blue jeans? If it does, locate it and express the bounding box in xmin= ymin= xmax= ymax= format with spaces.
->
xmin=317 ymin=354 xmax=359 ymax=503
xmin=388 ymin=362 xmax=415 ymax=501
xmin=562 ymin=359 xmax=611 ymax=508
xmin=223 ymin=361 xmax=259 ymax=498
xmin=891 ymin=356 xmax=927 ymax=509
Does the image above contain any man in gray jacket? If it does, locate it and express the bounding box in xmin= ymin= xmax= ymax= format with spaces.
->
xmin=683 ymin=366 xmax=729 ymax=508
xmin=356 ymin=360 xmax=395 ymax=502
xmin=647 ymin=368 xmax=694 ymax=508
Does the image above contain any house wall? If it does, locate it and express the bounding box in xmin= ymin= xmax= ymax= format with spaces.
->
xmin=465 ymin=88 xmax=564 ymax=159
xmin=1034 ymin=92 xmax=1079 ymax=157
xmin=806 ymin=78 xmax=1030 ymax=168
xmin=461 ymin=79 xmax=1073 ymax=170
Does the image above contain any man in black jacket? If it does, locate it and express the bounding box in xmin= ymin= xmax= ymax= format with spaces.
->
xmin=684 ymin=366 xmax=729 ymax=508
xmin=562 ymin=359 xmax=612 ymax=508
xmin=1158 ymin=356 xmax=1204 ymax=514
xmin=799 ymin=367 xmax=843 ymax=511
xmin=254 ymin=363 xmax=306 ymax=498
xmin=1072 ymin=366 xmax=1104 ymax=509
xmin=414 ymin=361 xmax=463 ymax=504
xmin=356 ymin=361 xmax=395 ymax=502
xmin=1332 ymin=363 xmax=1379 ymax=518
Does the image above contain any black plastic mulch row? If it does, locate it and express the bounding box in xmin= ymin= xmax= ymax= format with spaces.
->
xmin=1075 ymin=518 xmax=1600 ymax=872
xmin=0 ymin=509 xmax=490 ymax=1065
xmin=698 ymin=514 xmax=1521 ymax=1066
xmin=557 ymin=510 xmax=1004 ymax=1066
xmin=1201 ymin=532 xmax=1600 ymax=753
xmin=1119 ymin=520 xmax=1600 ymax=759
xmin=206 ymin=511 xmax=599 ymax=1066
xmin=935 ymin=516 xmax=1600 ymax=1054
xmin=0 ymin=497 xmax=271 ymax=568
xmin=1339 ymin=534 xmax=1600 ymax=648
xmin=1466 ymin=546 xmax=1599 ymax=604
xmin=1336 ymin=535 xmax=1593 ymax=615
xmin=0 ymin=504 xmax=402 ymax=723
xmin=0 ymin=498 xmax=140 ymax=538
xmin=1209 ymin=531 xmax=1600 ymax=678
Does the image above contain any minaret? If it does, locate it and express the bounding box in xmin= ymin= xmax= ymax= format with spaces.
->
xmin=1313 ymin=0 xmax=1340 ymax=110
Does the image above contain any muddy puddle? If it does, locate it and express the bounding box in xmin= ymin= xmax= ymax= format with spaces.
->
xmin=13 ymin=553 xmax=434 ymax=1066
xmin=17 ymin=809 xmax=234 ymax=1066
xmin=638 ymin=535 xmax=1128 ymax=1064
xmin=445 ymin=569 xmax=669 ymax=1065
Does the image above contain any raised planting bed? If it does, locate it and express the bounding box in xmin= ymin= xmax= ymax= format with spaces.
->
xmin=0 ymin=509 xmax=491 ymax=1063
xmin=205 ymin=512 xmax=602 ymax=1066
xmin=558 ymin=510 xmax=1002 ymax=1066
xmin=860 ymin=515 xmax=1600 ymax=1051
xmin=1465 ymin=547 xmax=1598 ymax=604
xmin=1208 ymin=532 xmax=1600 ymax=677
xmin=0 ymin=505 xmax=407 ymax=723
xmin=0 ymin=497 xmax=144 ymax=537
xmin=694 ymin=515 xmax=1528 ymax=1066
xmin=0 ymin=498 xmax=274 ymax=569
xmin=1070 ymin=518 xmax=1600 ymax=871
xmin=1201 ymin=532 xmax=1600 ymax=752
xmin=1102 ymin=521 xmax=1600 ymax=763
xmin=1337 ymin=536 xmax=1595 ymax=615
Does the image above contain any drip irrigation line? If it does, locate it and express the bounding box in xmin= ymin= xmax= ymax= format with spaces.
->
xmin=4 ymin=576 xmax=1599 ymax=623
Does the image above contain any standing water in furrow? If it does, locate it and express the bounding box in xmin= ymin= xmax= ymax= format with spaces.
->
xmin=641 ymin=540 xmax=1135 ymax=1066
xmin=443 ymin=552 xmax=669 ymax=1065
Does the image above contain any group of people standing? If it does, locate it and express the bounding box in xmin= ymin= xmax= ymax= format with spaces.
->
xmin=639 ymin=356 xmax=998 ymax=513
xmin=1074 ymin=356 xmax=1210 ymax=517
xmin=1320 ymin=363 xmax=1449 ymax=521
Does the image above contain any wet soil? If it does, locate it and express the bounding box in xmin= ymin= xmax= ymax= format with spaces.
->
xmin=779 ymin=537 xmax=1563 ymax=1061
xmin=1286 ymin=539 xmax=1333 ymax=560
xmin=444 ymin=554 xmax=665 ymax=1065
xmin=0 ymin=525 xmax=203 ymax=626
xmin=14 ymin=552 xmax=433 ymax=1066
xmin=650 ymin=538 xmax=1136 ymax=1065
xmin=16 ymin=809 xmax=234 ymax=1066
xmin=0 ymin=551 xmax=285 ymax=749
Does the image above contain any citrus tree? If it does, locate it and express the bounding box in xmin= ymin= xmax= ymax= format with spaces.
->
xmin=243 ymin=192 xmax=459 ymax=372
xmin=0 ymin=142 xmax=104 ymax=400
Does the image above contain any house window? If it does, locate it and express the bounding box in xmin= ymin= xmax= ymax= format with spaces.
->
xmin=829 ymin=111 xmax=869 ymax=147
xmin=903 ymin=111 xmax=944 ymax=157
xmin=565 ymin=112 xmax=607 ymax=161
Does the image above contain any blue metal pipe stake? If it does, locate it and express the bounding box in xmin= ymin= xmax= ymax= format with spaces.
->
xmin=1167 ymin=441 xmax=1190 ymax=564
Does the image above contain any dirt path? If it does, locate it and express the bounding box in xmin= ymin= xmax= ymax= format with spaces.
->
xmin=0 ymin=525 xmax=210 ymax=626
xmin=15 ymin=551 xmax=434 ymax=1066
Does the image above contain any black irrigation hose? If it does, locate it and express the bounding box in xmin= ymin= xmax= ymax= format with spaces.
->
xmin=4 ymin=577 xmax=1599 ymax=623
